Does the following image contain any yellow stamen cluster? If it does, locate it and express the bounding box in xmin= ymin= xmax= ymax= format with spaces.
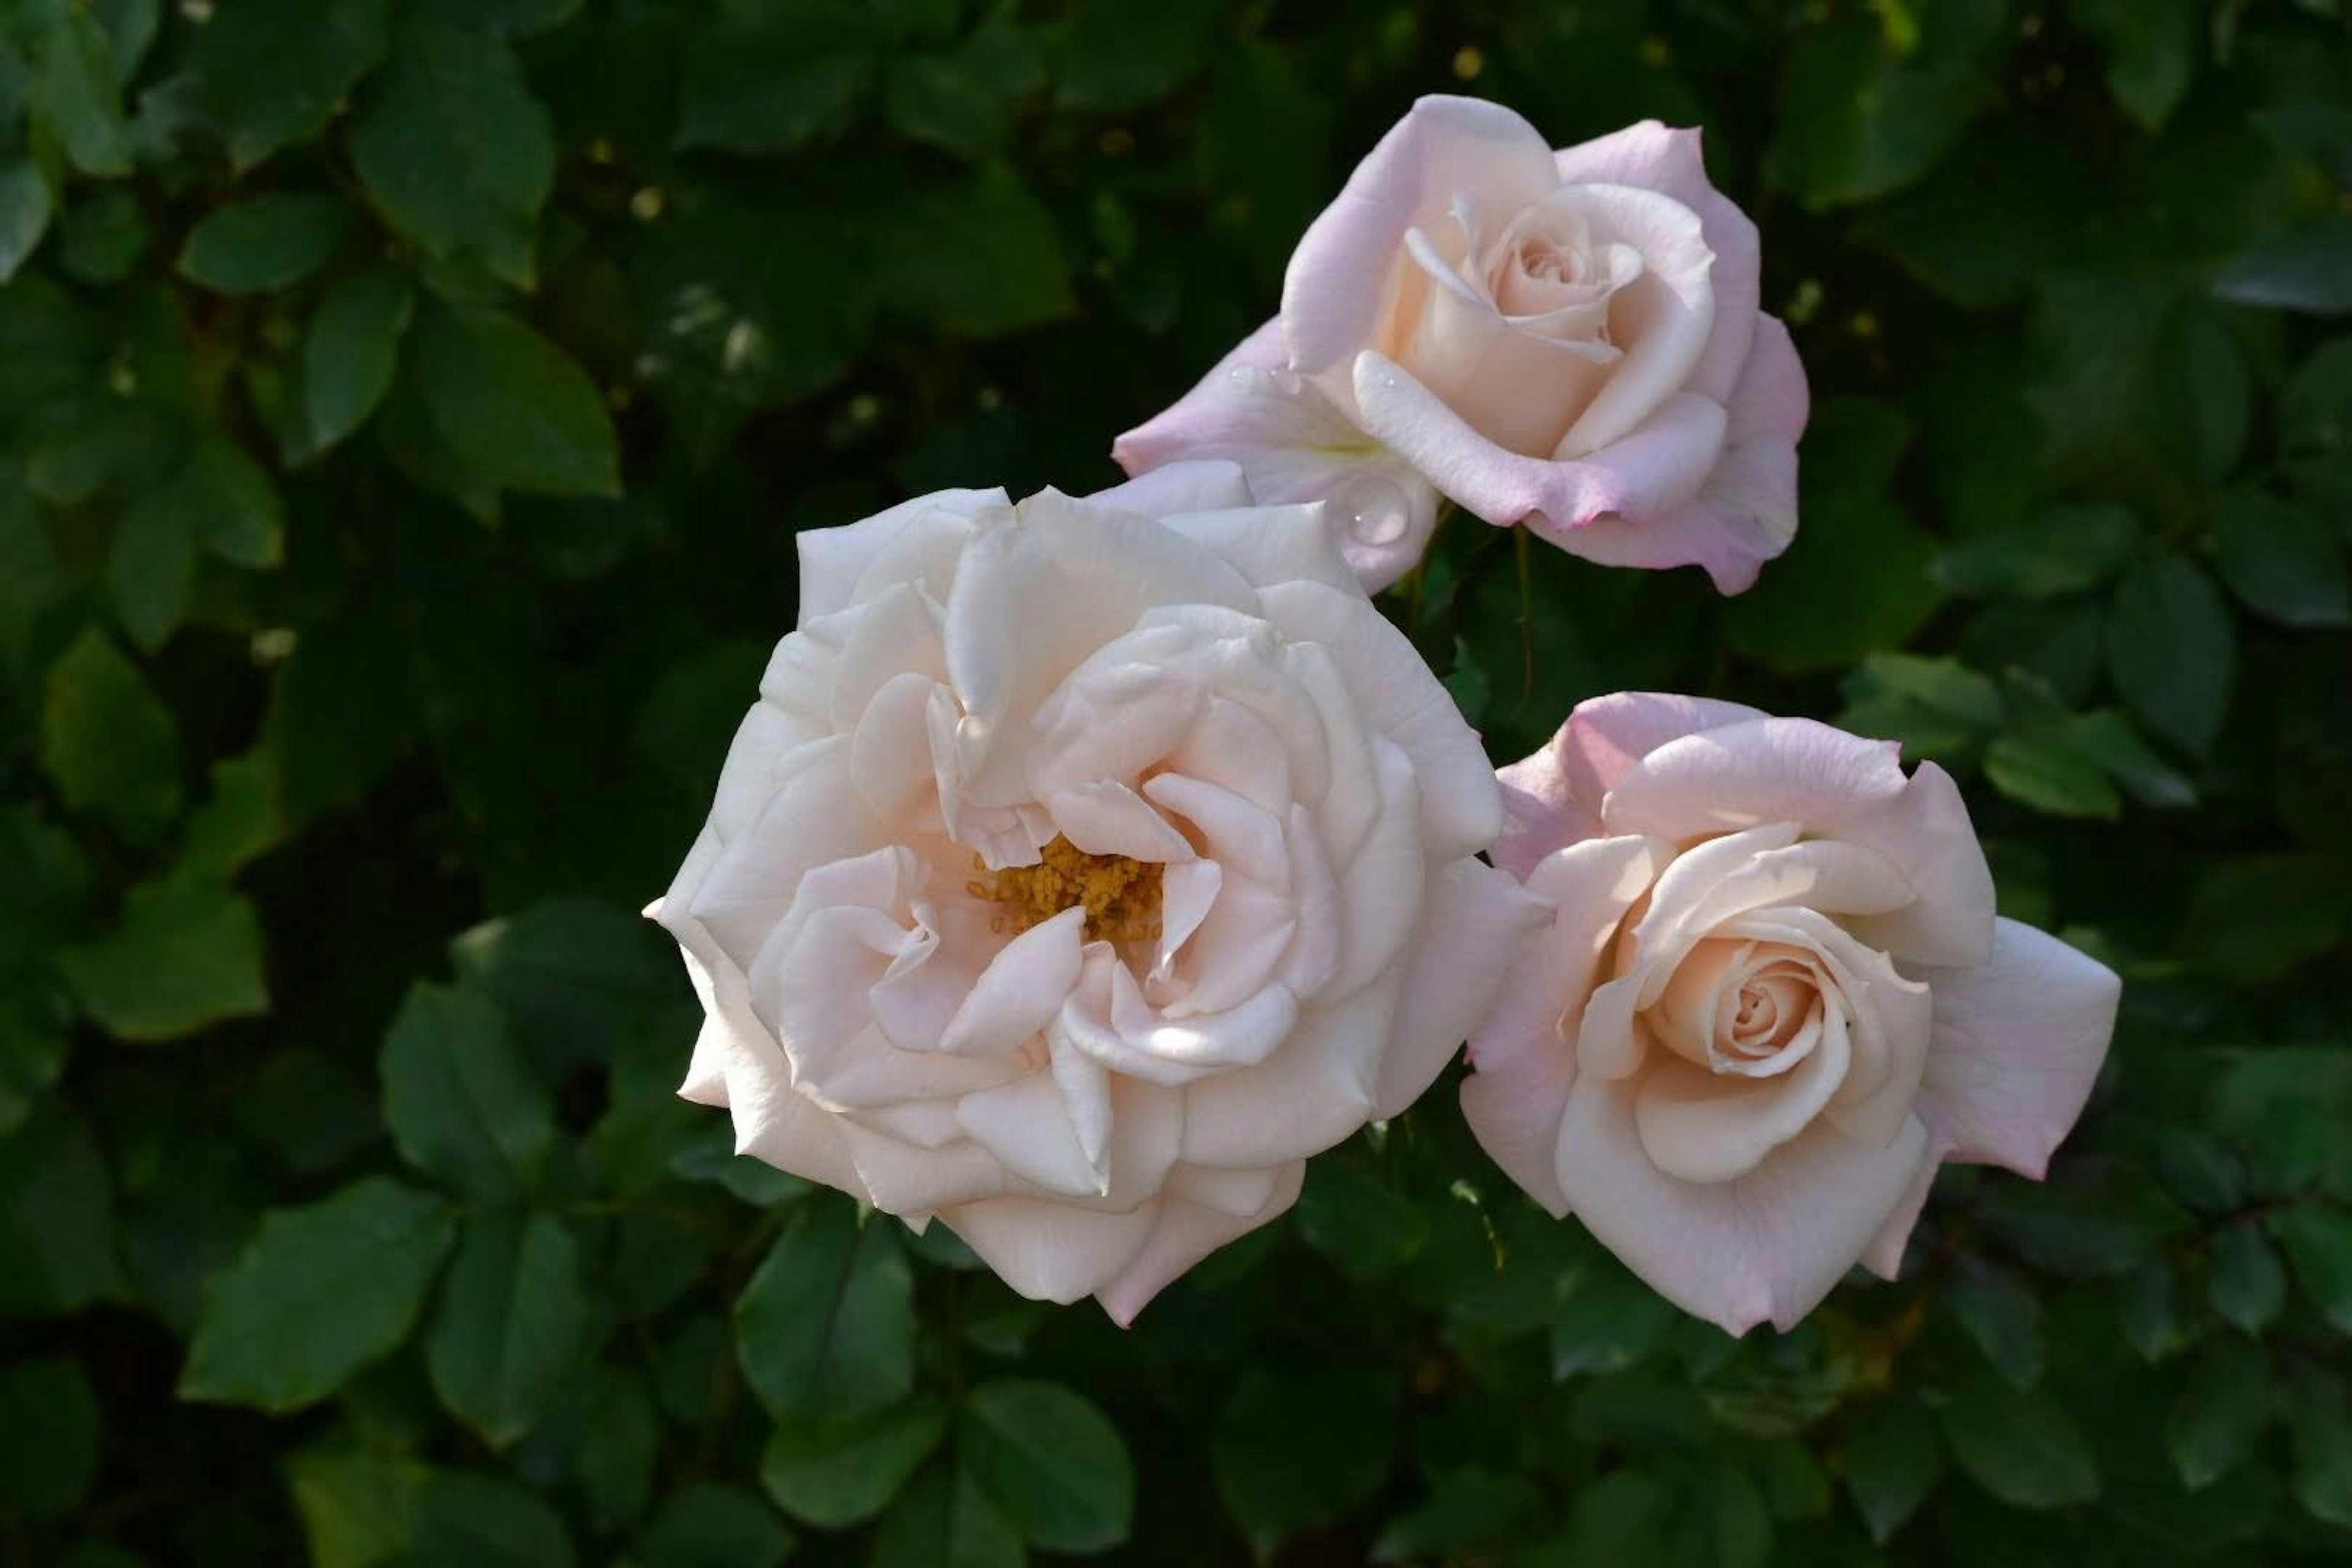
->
xmin=970 ymin=836 xmax=1164 ymax=944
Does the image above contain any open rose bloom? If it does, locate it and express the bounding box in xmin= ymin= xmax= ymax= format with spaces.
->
xmin=1114 ymin=97 xmax=1807 ymax=593
xmin=649 ymin=464 xmax=1540 ymax=1322
xmin=1464 ymin=695 xmax=2120 ymax=1335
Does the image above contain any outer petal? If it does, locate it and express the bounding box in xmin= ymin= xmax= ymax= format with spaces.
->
xmin=1913 ymin=918 xmax=2120 ymax=1178
xmin=1861 ymin=1136 xmax=1950 ymax=1280
xmin=1353 ymin=353 xmax=1725 ymax=532
xmin=1112 ymin=320 xmax=1444 ymax=593
xmin=1084 ymin=458 xmax=1254 ymax=518
xmin=1282 ymin=95 xmax=1561 ymax=379
xmin=1573 ymin=314 xmax=1806 ymax=593
xmin=1095 ymin=1160 xmax=1306 ymax=1325
xmin=1556 ymin=1071 xmax=1936 ymax=1334
xmin=797 ymin=488 xmax=1006 ymax=625
xmin=940 ymin=1195 xmax=1161 ymax=1306
xmin=1462 ymin=835 xmax=1670 ymax=1214
xmin=1493 ymin=693 xmax=1766 ymax=877
xmin=1373 ymin=857 xmax=1550 ymax=1118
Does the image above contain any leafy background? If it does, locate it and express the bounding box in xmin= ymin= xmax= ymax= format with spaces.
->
xmin=2 ymin=0 xmax=2349 ymax=1563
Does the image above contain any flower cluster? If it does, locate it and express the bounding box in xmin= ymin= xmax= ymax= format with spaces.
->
xmin=650 ymin=97 xmax=2119 ymax=1333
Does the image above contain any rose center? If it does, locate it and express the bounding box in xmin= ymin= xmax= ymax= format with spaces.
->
xmin=973 ymin=835 xmax=1163 ymax=944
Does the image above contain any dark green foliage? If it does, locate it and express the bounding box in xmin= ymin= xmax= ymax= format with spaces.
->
xmin=0 ymin=2 xmax=2345 ymax=1565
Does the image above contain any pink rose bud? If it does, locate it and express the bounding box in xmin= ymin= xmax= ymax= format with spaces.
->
xmin=1462 ymin=693 xmax=2120 ymax=1335
xmin=1115 ymin=98 xmax=1810 ymax=594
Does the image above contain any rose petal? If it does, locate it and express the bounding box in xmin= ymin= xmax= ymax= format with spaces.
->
xmin=1283 ymin=94 xmax=1561 ymax=383
xmin=1632 ymin=997 xmax=1850 ymax=1183
xmin=1913 ymin=918 xmax=2120 ymax=1179
xmin=1373 ymin=856 xmax=1550 ymax=1118
xmin=797 ymin=487 xmax=1006 ymax=624
xmin=1556 ymin=1071 xmax=1935 ymax=1335
xmin=940 ymin=1194 xmax=1161 ymax=1305
xmin=1544 ymin=184 xmax=1717 ymax=458
xmin=1095 ymin=1160 xmax=1306 ymax=1326
xmin=1085 ymin=458 xmax=1254 ymax=518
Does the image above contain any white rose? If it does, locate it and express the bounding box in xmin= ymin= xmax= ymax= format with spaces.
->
xmin=649 ymin=463 xmax=1542 ymax=1322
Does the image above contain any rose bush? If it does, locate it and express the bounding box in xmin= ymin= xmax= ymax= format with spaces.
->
xmin=1463 ymin=693 xmax=2120 ymax=1335
xmin=649 ymin=464 xmax=1540 ymax=1321
xmin=1114 ymin=96 xmax=1809 ymax=593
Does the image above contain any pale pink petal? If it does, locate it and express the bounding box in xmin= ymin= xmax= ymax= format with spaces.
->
xmin=940 ymin=1194 xmax=1159 ymax=1305
xmin=1547 ymin=184 xmax=1717 ymax=457
xmin=1599 ymin=716 xmax=1907 ymax=842
xmin=1632 ymin=999 xmax=1850 ymax=1183
xmin=1178 ymin=976 xmax=1394 ymax=1167
xmin=1463 ymin=835 xmax=1670 ymax=1214
xmin=797 ymin=488 xmax=1005 ymax=624
xmin=1110 ymin=320 xmax=1443 ymax=594
xmin=1914 ymin=918 xmax=2120 ymax=1179
xmin=1839 ymin=762 xmax=1998 ymax=968
xmin=1861 ymin=1133 xmax=1950 ymax=1280
xmin=1084 ymin=458 xmax=1253 ymax=518
xmin=1352 ymin=353 xmax=1725 ymax=529
xmin=1159 ymin=502 xmax=1361 ymax=597
xmin=1254 ymin=579 xmax=1503 ymax=862
xmin=1282 ymin=95 xmax=1561 ymax=379
xmin=1372 ymin=856 xmax=1550 ymax=1118
xmin=1045 ymin=780 xmax=1197 ymax=863
xmin=1556 ymin=1071 xmax=1935 ymax=1335
xmin=936 ymin=907 xmax=1087 ymax=1057
xmin=1398 ymin=226 xmax=1618 ymax=456
xmin=1096 ymin=1161 xmax=1305 ymax=1326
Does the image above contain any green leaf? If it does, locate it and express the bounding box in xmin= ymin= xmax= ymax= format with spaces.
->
xmin=2166 ymin=1336 xmax=2272 ymax=1491
xmin=962 ymin=1378 xmax=1135 ymax=1554
xmin=1054 ymin=0 xmax=1222 ymax=111
xmin=734 ymin=1200 xmax=913 ymax=1424
xmin=881 ymin=167 xmax=1072 ymax=339
xmin=870 ymin=1460 xmax=1025 ymax=1568
xmin=576 ymin=1368 xmax=659 ymax=1534
xmin=0 ymin=1357 xmax=100 ymax=1519
xmin=181 ymin=1177 xmax=454 ymax=1412
xmin=1985 ymin=720 xmax=2120 ymax=820
xmin=56 ymin=876 xmax=270 ymax=1042
xmin=2108 ymin=553 xmax=2234 ymax=758
xmin=160 ymin=436 xmax=282 ymax=569
xmin=1950 ymin=1255 xmax=2045 ymax=1389
xmin=761 ymin=1398 xmax=947 ymax=1529
xmin=2117 ymin=1256 xmax=2188 ymax=1363
xmin=1835 ymin=654 xmax=2003 ymax=759
xmin=2280 ymin=337 xmax=2352 ymax=512
xmin=2211 ymin=489 xmax=2350 ymax=629
xmin=29 ymin=9 xmax=133 ymax=178
xmin=415 ymin=1470 xmax=577 ymax=1566
xmin=40 ymin=627 xmax=183 ymax=845
xmin=2268 ymin=1203 xmax=2352 ymax=1336
xmin=2184 ymin=857 xmax=2352 ymax=984
xmin=177 ymin=752 xmax=288 ymax=881
xmin=284 ymin=1444 xmax=429 ymax=1568
xmin=1934 ymin=503 xmax=2144 ymax=600
xmin=412 ymin=0 xmax=581 ymax=36
xmin=1551 ymin=1252 xmax=1678 ymax=1378
xmin=410 ymin=303 xmax=621 ymax=498
xmin=426 ymin=1211 xmax=588 ymax=1449
xmin=379 ymin=981 xmax=556 ymax=1200
xmin=1295 ymin=1152 xmax=1430 ymax=1280
xmin=1212 ymin=1366 xmax=1396 ymax=1558
xmin=1561 ymin=1469 xmax=1675 ymax=1561
xmin=1665 ymin=1462 xmax=1773 ymax=1568
xmin=1841 ymin=1399 xmax=1944 ymax=1544
xmin=195 ymin=0 xmax=391 ymax=170
xmin=0 ymin=156 xmax=53 ymax=283
xmin=637 ymin=1483 xmax=794 ymax=1568
xmin=2208 ymin=1220 xmax=2288 ymax=1336
xmin=350 ymin=17 xmax=553 ymax=287
xmin=304 ymin=263 xmax=415 ymax=451
xmin=2290 ymin=1376 xmax=2352 ymax=1528
xmin=0 ymin=1099 xmax=127 ymax=1318
xmin=1370 ymin=1469 xmax=1545 ymax=1563
xmin=1763 ymin=13 xmax=1994 ymax=208
xmin=676 ymin=2 xmax=878 ymax=155
xmin=883 ymin=20 xmax=1040 ymax=160
xmin=176 ymin=194 xmax=352 ymax=295
xmin=2071 ymin=0 xmax=2199 ymax=132
xmin=2216 ymin=213 xmax=2352 ymax=316
xmin=107 ymin=486 xmax=196 ymax=650
xmin=1939 ymin=1382 xmax=2101 ymax=1509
